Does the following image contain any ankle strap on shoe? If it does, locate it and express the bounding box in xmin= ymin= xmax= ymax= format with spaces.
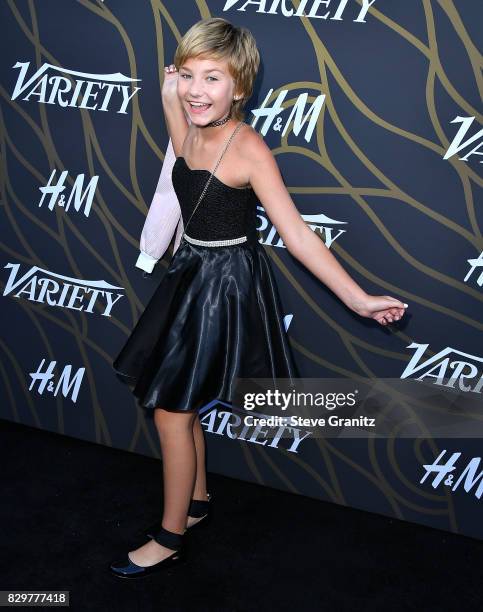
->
xmin=188 ymin=492 xmax=212 ymax=518
xmin=152 ymin=526 xmax=184 ymax=551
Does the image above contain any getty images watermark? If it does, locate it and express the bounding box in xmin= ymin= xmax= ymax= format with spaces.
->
xmin=230 ymin=377 xmax=483 ymax=439
xmin=242 ymin=386 xmax=367 ymax=429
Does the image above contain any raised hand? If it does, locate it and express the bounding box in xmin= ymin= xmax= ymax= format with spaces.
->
xmin=162 ymin=64 xmax=179 ymax=100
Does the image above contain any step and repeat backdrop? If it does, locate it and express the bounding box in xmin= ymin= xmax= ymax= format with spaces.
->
xmin=1 ymin=1 xmax=482 ymax=539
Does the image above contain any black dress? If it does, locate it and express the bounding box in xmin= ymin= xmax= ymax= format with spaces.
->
xmin=112 ymin=154 xmax=300 ymax=412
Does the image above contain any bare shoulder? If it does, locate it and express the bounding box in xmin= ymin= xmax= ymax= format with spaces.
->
xmin=234 ymin=124 xmax=276 ymax=182
xmin=233 ymin=124 xmax=306 ymax=254
xmin=236 ymin=123 xmax=270 ymax=159
xmin=235 ymin=123 xmax=281 ymax=184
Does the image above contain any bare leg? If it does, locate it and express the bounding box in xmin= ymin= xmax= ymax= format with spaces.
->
xmin=187 ymin=415 xmax=210 ymax=528
xmin=128 ymin=407 xmax=197 ymax=566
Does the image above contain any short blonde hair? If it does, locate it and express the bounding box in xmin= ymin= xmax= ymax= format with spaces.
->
xmin=174 ymin=17 xmax=260 ymax=122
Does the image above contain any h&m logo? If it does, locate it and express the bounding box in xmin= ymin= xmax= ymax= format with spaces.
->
xmin=420 ymin=450 xmax=483 ymax=500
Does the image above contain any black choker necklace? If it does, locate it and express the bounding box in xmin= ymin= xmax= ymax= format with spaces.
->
xmin=208 ymin=111 xmax=232 ymax=127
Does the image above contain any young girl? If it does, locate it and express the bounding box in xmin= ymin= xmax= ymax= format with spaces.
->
xmin=110 ymin=17 xmax=408 ymax=579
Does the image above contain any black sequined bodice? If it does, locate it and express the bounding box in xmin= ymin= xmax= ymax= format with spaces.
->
xmin=172 ymin=157 xmax=259 ymax=244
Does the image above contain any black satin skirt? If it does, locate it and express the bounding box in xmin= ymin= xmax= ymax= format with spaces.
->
xmin=112 ymin=237 xmax=300 ymax=412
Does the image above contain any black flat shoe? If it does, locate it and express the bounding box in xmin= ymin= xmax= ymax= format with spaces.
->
xmin=144 ymin=492 xmax=212 ymax=540
xmin=109 ymin=526 xmax=186 ymax=579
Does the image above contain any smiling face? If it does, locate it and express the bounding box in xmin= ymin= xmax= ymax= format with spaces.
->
xmin=177 ymin=56 xmax=239 ymax=125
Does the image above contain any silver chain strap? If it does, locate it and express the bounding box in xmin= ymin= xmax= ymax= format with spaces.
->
xmin=182 ymin=121 xmax=244 ymax=236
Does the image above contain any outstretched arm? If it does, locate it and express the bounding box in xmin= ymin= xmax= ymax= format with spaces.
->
xmin=245 ymin=131 xmax=408 ymax=326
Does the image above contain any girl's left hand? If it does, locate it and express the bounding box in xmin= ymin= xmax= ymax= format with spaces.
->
xmin=352 ymin=295 xmax=408 ymax=326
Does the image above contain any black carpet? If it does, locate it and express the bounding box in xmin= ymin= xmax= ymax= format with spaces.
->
xmin=1 ymin=418 xmax=482 ymax=612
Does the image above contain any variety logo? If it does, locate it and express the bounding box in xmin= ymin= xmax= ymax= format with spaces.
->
xmin=3 ymin=263 xmax=125 ymax=317
xmin=443 ymin=116 xmax=483 ymax=164
xmin=251 ymin=88 xmax=324 ymax=142
xmin=29 ymin=358 xmax=85 ymax=403
xmin=223 ymin=0 xmax=377 ymax=23
xmin=400 ymin=342 xmax=483 ymax=394
xmin=11 ymin=61 xmax=141 ymax=114
xmin=199 ymin=401 xmax=312 ymax=453
xmin=39 ymin=170 xmax=99 ymax=217
xmin=420 ymin=450 xmax=483 ymax=500
xmin=257 ymin=205 xmax=347 ymax=248
xmin=464 ymin=250 xmax=483 ymax=288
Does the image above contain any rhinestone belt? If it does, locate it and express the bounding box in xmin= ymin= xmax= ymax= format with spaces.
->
xmin=183 ymin=233 xmax=248 ymax=247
